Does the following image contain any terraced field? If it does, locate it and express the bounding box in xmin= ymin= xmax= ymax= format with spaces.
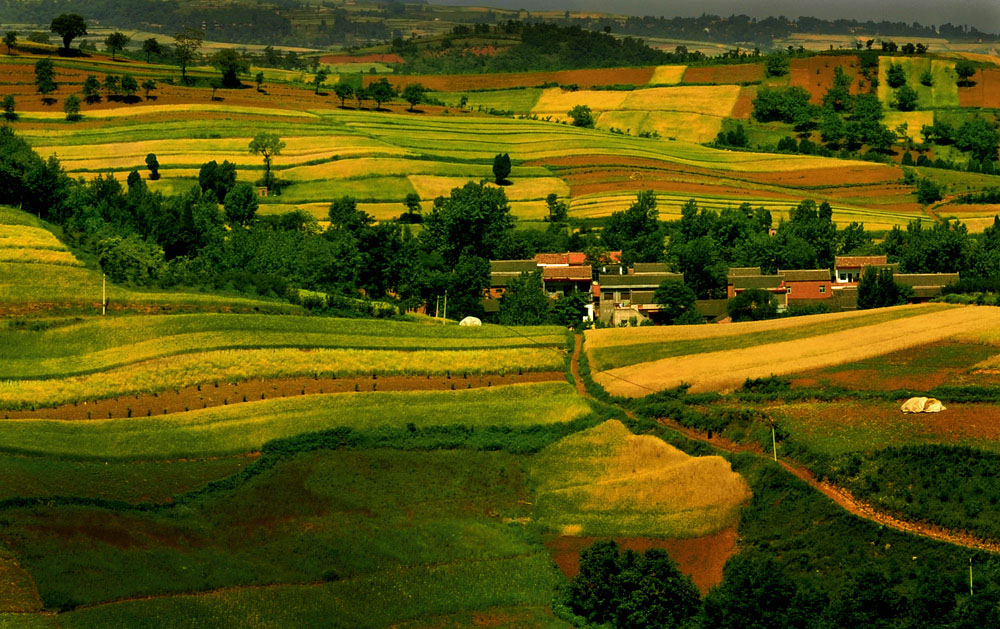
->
xmin=877 ymin=56 xmax=960 ymax=108
xmin=587 ymin=304 xmax=1000 ymax=395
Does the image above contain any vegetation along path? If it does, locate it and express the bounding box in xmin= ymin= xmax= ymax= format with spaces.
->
xmin=571 ymin=334 xmax=1000 ymax=555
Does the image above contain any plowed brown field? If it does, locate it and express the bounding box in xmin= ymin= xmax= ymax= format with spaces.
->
xmin=682 ymin=63 xmax=763 ymax=84
xmin=957 ymin=68 xmax=1000 ymax=108
xmin=594 ymin=306 xmax=1000 ymax=396
xmin=790 ymin=55 xmax=865 ymax=104
xmin=730 ymin=85 xmax=756 ymax=119
xmin=365 ymin=67 xmax=656 ymax=92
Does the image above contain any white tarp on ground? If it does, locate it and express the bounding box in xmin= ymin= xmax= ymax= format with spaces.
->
xmin=459 ymin=316 xmax=482 ymax=326
xmin=901 ymin=397 xmax=946 ymax=413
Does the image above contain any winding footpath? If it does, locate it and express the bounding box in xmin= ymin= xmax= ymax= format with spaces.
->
xmin=571 ymin=334 xmax=1000 ymax=554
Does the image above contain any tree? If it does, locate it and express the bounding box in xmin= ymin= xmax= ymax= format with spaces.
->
xmin=498 ymin=270 xmax=550 ymax=325
xmin=702 ymin=552 xmax=803 ymax=628
xmin=174 ymin=28 xmax=204 ymax=83
xmin=255 ymin=71 xmax=264 ymax=92
xmin=492 ymin=153 xmax=511 ymax=184
xmin=327 ymin=196 xmax=372 ymax=232
xmin=120 ymin=74 xmax=138 ymax=101
xmin=141 ymin=79 xmax=157 ymax=100
xmin=82 ymin=75 xmax=101 ymax=103
xmin=954 ymin=117 xmax=1000 ymax=162
xmin=823 ymin=66 xmax=854 ymax=112
xmin=63 ymin=94 xmax=81 ymax=121
xmin=765 ymin=54 xmax=789 ymax=77
xmin=249 ymin=132 xmax=285 ymax=188
xmin=368 ymin=78 xmax=396 ymax=109
xmin=354 ymin=86 xmax=370 ymax=108
xmin=50 ymin=14 xmax=87 ymax=51
xmin=334 ymin=82 xmax=354 ymax=107
xmin=603 ymin=190 xmax=665 ymax=267
xmin=4 ymin=31 xmax=16 ymax=55
xmin=728 ymin=288 xmax=777 ymax=321
xmin=886 ymin=63 xmax=907 ymax=88
xmin=920 ymin=70 xmax=933 ymax=87
xmin=857 ymin=267 xmax=910 ymax=309
xmin=421 ymin=181 xmax=515 ymax=265
xmin=145 ymin=153 xmax=160 ymax=180
xmin=568 ymin=104 xmax=595 ymax=128
xmin=2 ymin=95 xmax=15 ymax=121
xmin=893 ymin=85 xmax=919 ymax=111
xmin=209 ymin=78 xmax=222 ymax=101
xmin=916 ymin=177 xmax=942 ymax=204
xmin=210 ymin=48 xmax=248 ymax=88
xmin=198 ymin=160 xmax=238 ymax=203
xmin=401 ymin=83 xmax=428 ymax=111
xmin=545 ymin=193 xmax=568 ymax=222
xmin=312 ymin=67 xmax=328 ymax=94
xmin=402 ymin=192 xmax=422 ymax=222
xmin=103 ymin=74 xmax=119 ymax=100
xmin=142 ymin=38 xmax=162 ymax=63
xmin=34 ymin=58 xmax=56 ymax=97
xmin=223 ymin=182 xmax=259 ymax=227
xmin=955 ymin=59 xmax=976 ymax=86
xmin=654 ymin=280 xmax=701 ymax=324
xmin=104 ymin=31 xmax=130 ymax=60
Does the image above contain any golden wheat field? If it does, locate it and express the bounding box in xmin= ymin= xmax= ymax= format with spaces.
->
xmin=648 ymin=65 xmax=688 ymax=85
xmin=593 ymin=305 xmax=1000 ymax=396
xmin=531 ymin=420 xmax=749 ymax=537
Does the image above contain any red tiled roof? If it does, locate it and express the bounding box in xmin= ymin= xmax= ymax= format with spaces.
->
xmin=835 ymin=255 xmax=888 ymax=268
xmin=535 ymin=253 xmax=567 ymax=265
xmin=567 ymin=252 xmax=586 ymax=265
xmin=543 ymin=266 xmax=592 ymax=281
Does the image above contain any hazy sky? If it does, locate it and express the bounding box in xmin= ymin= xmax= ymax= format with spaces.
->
xmin=433 ymin=0 xmax=1000 ymax=33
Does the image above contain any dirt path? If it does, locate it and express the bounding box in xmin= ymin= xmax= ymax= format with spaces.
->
xmin=3 ymin=371 xmax=565 ymax=421
xmin=573 ymin=335 xmax=1000 ymax=555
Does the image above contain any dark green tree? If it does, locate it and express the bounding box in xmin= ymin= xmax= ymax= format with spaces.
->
xmin=63 ymin=93 xmax=81 ymax=120
xmin=198 ymin=160 xmax=238 ymax=203
xmin=254 ymin=71 xmax=264 ymax=92
xmin=103 ymin=74 xmax=119 ymax=100
xmin=727 ymin=288 xmax=777 ymax=322
xmin=568 ymin=104 xmax=595 ymax=127
xmin=120 ymin=74 xmax=138 ymax=100
xmin=334 ymin=82 xmax=354 ymax=107
xmin=1 ymin=95 xmax=15 ymax=121
xmin=764 ymin=54 xmax=789 ymax=77
xmin=920 ymin=70 xmax=933 ymax=87
xmin=955 ymin=59 xmax=976 ymax=86
xmin=50 ymin=14 xmax=87 ymax=51
xmin=313 ymin=67 xmax=329 ymax=94
xmin=421 ymin=181 xmax=515 ymax=265
xmin=82 ymin=75 xmax=101 ymax=103
xmin=248 ymin=132 xmax=284 ymax=188
xmin=886 ymin=63 xmax=907 ymax=88
xmin=211 ymin=48 xmax=249 ymax=88
xmin=827 ymin=568 xmax=903 ymax=627
xmin=545 ymin=193 xmax=568 ymax=222
xmin=498 ymin=270 xmax=550 ymax=325
xmin=327 ymin=195 xmax=373 ymax=232
xmin=492 ymin=152 xmax=511 ymax=184
xmin=893 ymin=85 xmax=919 ymax=111
xmin=654 ymin=279 xmax=701 ymax=324
xmin=702 ymin=552 xmax=801 ymax=628
xmin=223 ymin=182 xmax=259 ymax=228
xmin=34 ymin=58 xmax=56 ymax=97
xmin=141 ymin=79 xmax=157 ymax=100
xmin=822 ymin=66 xmax=854 ymax=112
xmin=4 ymin=31 xmax=17 ymax=54
xmin=857 ymin=267 xmax=910 ymax=309
xmin=142 ymin=38 xmax=162 ymax=63
xmin=954 ymin=117 xmax=1000 ymax=162
xmin=401 ymin=83 xmax=428 ymax=111
xmin=602 ymin=190 xmax=664 ymax=267
xmin=402 ymin=192 xmax=422 ymax=223
xmin=104 ymin=31 xmax=130 ymax=60
xmin=174 ymin=28 xmax=204 ymax=83
xmin=145 ymin=153 xmax=160 ymax=180
xmin=368 ymin=78 xmax=396 ymax=109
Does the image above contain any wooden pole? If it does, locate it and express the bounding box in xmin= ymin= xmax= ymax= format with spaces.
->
xmin=771 ymin=423 xmax=777 ymax=462
xmin=970 ymin=557 xmax=974 ymax=596
xmin=443 ymin=291 xmax=448 ymax=322
xmin=102 ymin=273 xmax=106 ymax=316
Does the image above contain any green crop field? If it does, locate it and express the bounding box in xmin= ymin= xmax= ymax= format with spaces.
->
xmin=877 ymin=56 xmax=960 ymax=108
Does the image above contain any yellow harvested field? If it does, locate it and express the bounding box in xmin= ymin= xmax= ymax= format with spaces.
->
xmin=620 ymin=85 xmax=740 ymax=116
xmin=644 ymin=111 xmax=725 ymax=143
xmin=0 ymin=248 xmax=82 ymax=266
xmin=20 ymin=104 xmax=317 ymax=121
xmin=883 ymin=111 xmax=934 ymax=141
xmin=532 ymin=420 xmax=749 ymax=537
xmin=586 ymin=304 xmax=939 ymax=351
xmin=0 ymin=226 xmax=66 ymax=250
xmin=595 ymin=306 xmax=1000 ymax=396
xmin=407 ymin=175 xmax=568 ymax=201
xmin=649 ymin=65 xmax=688 ymax=85
xmin=531 ymin=88 xmax=630 ymax=115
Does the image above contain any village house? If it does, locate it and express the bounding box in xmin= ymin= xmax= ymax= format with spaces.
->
xmin=598 ymin=264 xmax=683 ymax=324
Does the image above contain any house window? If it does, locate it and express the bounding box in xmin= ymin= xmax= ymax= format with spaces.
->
xmin=786 ymin=287 xmax=792 ymax=294
xmin=819 ymin=285 xmax=826 ymax=293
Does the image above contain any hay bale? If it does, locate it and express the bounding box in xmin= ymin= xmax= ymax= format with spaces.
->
xmin=901 ymin=397 xmax=946 ymax=413
xmin=459 ymin=316 xmax=482 ymax=327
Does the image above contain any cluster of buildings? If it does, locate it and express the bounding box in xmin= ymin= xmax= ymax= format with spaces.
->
xmin=485 ymin=253 xmax=958 ymax=325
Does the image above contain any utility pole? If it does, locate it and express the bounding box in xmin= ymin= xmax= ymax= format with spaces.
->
xmin=771 ymin=421 xmax=777 ymax=462
xmin=970 ymin=557 xmax=974 ymax=596
xmin=435 ymin=295 xmax=440 ymax=320
xmin=102 ymin=273 xmax=106 ymax=316
xmin=443 ymin=290 xmax=448 ymax=322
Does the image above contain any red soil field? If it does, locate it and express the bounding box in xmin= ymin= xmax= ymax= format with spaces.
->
xmin=318 ymin=53 xmax=404 ymax=64
xmin=364 ymin=67 xmax=656 ymax=92
xmin=545 ymin=527 xmax=738 ymax=594
xmin=682 ymin=63 xmax=763 ymax=84
xmin=789 ymin=55 xmax=864 ymax=104
xmin=730 ymin=85 xmax=756 ymax=119
xmin=935 ymin=203 xmax=1000 ymax=214
xmin=957 ymin=68 xmax=1000 ymax=108
xmin=745 ymin=164 xmax=899 ymax=186
xmin=567 ymin=173 xmax=802 ymax=202
xmin=785 ymin=401 xmax=1000 ymax=443
xmin=1 ymin=371 xmax=565 ymax=420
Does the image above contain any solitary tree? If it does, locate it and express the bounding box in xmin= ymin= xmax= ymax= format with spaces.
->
xmin=50 ymin=14 xmax=87 ymax=52
xmin=174 ymin=28 xmax=204 ymax=83
xmin=355 ymin=86 xmax=369 ymax=108
xmin=893 ymin=85 xmax=919 ymax=111
xmin=255 ymin=71 xmax=264 ymax=92
xmin=858 ymin=267 xmax=910 ymax=309
xmin=498 ymin=270 xmax=550 ymax=325
xmin=402 ymin=192 xmax=422 ymax=222
xmin=34 ymin=58 xmax=56 ymax=98
xmin=142 ymin=38 xmax=162 ymax=63
xmin=401 ymin=83 xmax=428 ymax=111
xmin=492 ymin=153 xmax=511 ymax=184
xmin=104 ymin=31 xmax=130 ymax=60
xmin=727 ymin=288 xmax=777 ymax=322
xmin=765 ymin=54 xmax=789 ymax=77
xmin=210 ymin=48 xmax=248 ymax=88
xmin=886 ymin=63 xmax=907 ymax=88
xmin=63 ymin=93 xmax=81 ymax=120
xmin=249 ymin=132 xmax=285 ymax=188
xmin=654 ymin=280 xmax=702 ymax=324
xmin=141 ymin=78 xmax=157 ymax=100
xmin=209 ymin=78 xmax=222 ymax=100
xmin=145 ymin=153 xmax=160 ymax=180
xmin=920 ymin=70 xmax=933 ymax=87
xmin=82 ymin=75 xmax=101 ymax=103
xmin=368 ymin=77 xmax=396 ymax=109
xmin=2 ymin=95 xmax=15 ymax=121
xmin=955 ymin=60 xmax=976 ymax=86
xmin=568 ymin=104 xmax=595 ymax=128
xmin=4 ymin=31 xmax=16 ymax=54
xmin=103 ymin=74 xmax=119 ymax=100
xmin=120 ymin=74 xmax=138 ymax=100
xmin=223 ymin=182 xmax=259 ymax=227
xmin=334 ymin=82 xmax=354 ymax=107
xmin=313 ymin=67 xmax=329 ymax=94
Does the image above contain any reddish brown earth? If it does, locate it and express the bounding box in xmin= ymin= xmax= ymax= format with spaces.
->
xmin=2 ymin=371 xmax=565 ymax=420
xmin=747 ymin=164 xmax=900 ymax=186
xmin=364 ymin=67 xmax=656 ymax=92
xmin=682 ymin=64 xmax=763 ymax=84
xmin=318 ymin=53 xmax=404 ymax=64
xmin=545 ymin=529 xmax=738 ymax=594
xmin=730 ymin=85 xmax=756 ymax=119
xmin=789 ymin=55 xmax=865 ymax=104
xmin=958 ymin=68 xmax=1000 ymax=108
